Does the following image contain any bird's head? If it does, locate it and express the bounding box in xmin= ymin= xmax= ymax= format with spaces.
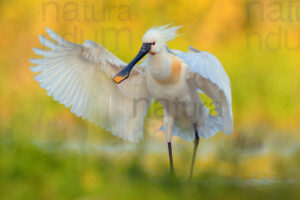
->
xmin=113 ymin=25 xmax=182 ymax=84
xmin=142 ymin=25 xmax=182 ymax=55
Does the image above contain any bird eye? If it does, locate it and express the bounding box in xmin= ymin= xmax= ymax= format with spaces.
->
xmin=152 ymin=42 xmax=155 ymax=45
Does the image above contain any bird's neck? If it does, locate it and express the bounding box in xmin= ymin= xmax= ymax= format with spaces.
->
xmin=147 ymin=49 xmax=172 ymax=81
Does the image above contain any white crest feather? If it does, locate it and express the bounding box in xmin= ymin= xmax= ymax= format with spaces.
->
xmin=143 ymin=24 xmax=182 ymax=42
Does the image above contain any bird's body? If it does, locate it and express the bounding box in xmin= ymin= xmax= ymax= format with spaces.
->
xmin=31 ymin=25 xmax=233 ymax=177
xmin=146 ymin=54 xmax=188 ymax=99
xmin=145 ymin=52 xmax=203 ymax=142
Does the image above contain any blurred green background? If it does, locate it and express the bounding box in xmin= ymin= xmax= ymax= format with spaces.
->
xmin=1 ymin=0 xmax=300 ymax=199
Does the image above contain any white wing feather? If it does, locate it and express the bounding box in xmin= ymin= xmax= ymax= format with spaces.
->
xmin=31 ymin=28 xmax=151 ymax=142
xmin=176 ymin=47 xmax=233 ymax=136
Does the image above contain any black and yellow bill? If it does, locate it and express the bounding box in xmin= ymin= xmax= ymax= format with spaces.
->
xmin=113 ymin=43 xmax=152 ymax=84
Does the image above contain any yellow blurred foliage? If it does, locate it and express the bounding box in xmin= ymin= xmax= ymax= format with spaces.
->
xmin=0 ymin=0 xmax=299 ymax=137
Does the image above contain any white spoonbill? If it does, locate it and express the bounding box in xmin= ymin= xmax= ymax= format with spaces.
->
xmin=30 ymin=25 xmax=233 ymax=178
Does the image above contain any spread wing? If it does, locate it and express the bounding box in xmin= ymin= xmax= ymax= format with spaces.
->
xmin=30 ymin=28 xmax=151 ymax=142
xmin=176 ymin=46 xmax=233 ymax=136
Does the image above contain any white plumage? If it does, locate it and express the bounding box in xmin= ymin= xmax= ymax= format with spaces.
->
xmin=31 ymin=28 xmax=151 ymax=142
xmin=31 ymin=25 xmax=233 ymax=143
xmin=174 ymin=48 xmax=233 ymax=138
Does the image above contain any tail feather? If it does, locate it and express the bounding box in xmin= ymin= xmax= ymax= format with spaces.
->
xmin=197 ymin=115 xmax=221 ymax=138
xmin=161 ymin=115 xmax=222 ymax=142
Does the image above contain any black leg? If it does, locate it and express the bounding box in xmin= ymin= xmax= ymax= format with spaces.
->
xmin=168 ymin=142 xmax=175 ymax=176
xmin=189 ymin=124 xmax=200 ymax=180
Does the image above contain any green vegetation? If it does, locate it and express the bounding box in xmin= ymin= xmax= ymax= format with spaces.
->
xmin=1 ymin=133 xmax=300 ymax=199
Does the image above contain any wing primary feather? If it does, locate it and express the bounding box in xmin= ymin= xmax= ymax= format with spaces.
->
xmin=31 ymin=28 xmax=151 ymax=142
xmin=46 ymin=27 xmax=76 ymax=47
